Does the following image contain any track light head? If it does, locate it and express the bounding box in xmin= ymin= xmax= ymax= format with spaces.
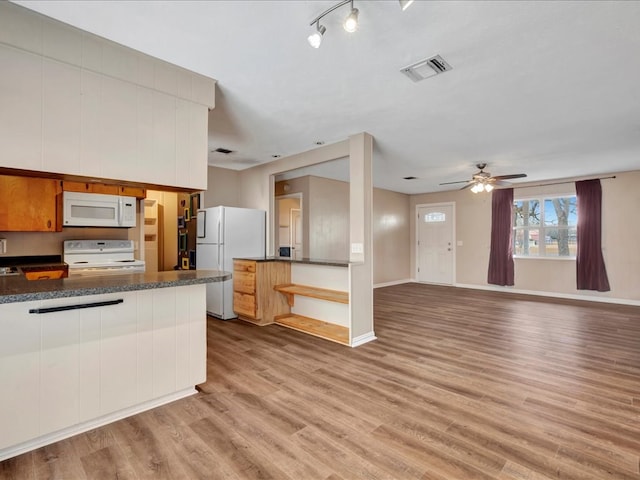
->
xmin=399 ymin=0 xmax=415 ymax=11
xmin=343 ymin=7 xmax=359 ymax=32
xmin=308 ymin=22 xmax=326 ymax=48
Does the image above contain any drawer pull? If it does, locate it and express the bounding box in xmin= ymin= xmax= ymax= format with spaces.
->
xmin=29 ymin=299 xmax=124 ymax=314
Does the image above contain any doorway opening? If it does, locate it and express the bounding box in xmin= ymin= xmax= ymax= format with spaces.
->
xmin=276 ymin=194 xmax=303 ymax=259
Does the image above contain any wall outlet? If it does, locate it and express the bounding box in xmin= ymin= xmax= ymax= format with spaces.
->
xmin=351 ymin=242 xmax=364 ymax=254
xmin=0 ymin=239 xmax=6 ymax=254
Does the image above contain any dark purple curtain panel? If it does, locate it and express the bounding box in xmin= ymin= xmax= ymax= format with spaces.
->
xmin=576 ymin=179 xmax=610 ymax=291
xmin=488 ymin=188 xmax=515 ymax=286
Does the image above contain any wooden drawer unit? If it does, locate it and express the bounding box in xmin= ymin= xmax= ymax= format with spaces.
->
xmin=233 ymin=292 xmax=256 ymax=318
xmin=232 ymin=260 xmax=290 ymax=326
xmin=233 ymin=260 xmax=257 ymax=294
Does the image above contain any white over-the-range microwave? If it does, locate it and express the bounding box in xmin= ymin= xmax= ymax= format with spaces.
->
xmin=62 ymin=191 xmax=137 ymax=228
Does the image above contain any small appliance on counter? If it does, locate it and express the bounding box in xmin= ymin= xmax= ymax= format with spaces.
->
xmin=63 ymin=239 xmax=145 ymax=276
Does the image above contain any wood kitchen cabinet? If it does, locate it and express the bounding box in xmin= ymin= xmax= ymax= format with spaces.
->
xmin=0 ymin=175 xmax=61 ymax=232
xmin=233 ymin=260 xmax=290 ymax=326
xmin=62 ymin=180 xmax=146 ymax=199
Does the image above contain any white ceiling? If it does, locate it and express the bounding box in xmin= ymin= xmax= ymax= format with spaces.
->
xmin=16 ymin=0 xmax=640 ymax=194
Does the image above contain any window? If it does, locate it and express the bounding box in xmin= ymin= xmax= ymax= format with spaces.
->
xmin=424 ymin=212 xmax=446 ymax=222
xmin=513 ymin=196 xmax=577 ymax=257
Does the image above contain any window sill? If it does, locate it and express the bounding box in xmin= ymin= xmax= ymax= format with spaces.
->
xmin=514 ymin=256 xmax=575 ymax=261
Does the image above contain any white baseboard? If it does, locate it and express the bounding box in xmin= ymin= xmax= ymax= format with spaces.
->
xmin=454 ymin=283 xmax=640 ymax=307
xmin=373 ymin=278 xmax=413 ymax=289
xmin=0 ymin=388 xmax=198 ymax=462
xmin=351 ymin=331 xmax=377 ymax=347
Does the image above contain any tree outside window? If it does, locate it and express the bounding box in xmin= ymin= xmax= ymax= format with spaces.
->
xmin=513 ymin=196 xmax=577 ymax=257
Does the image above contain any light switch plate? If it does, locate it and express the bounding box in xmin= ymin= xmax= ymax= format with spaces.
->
xmin=351 ymin=243 xmax=364 ymax=254
xmin=0 ymin=239 xmax=6 ymax=254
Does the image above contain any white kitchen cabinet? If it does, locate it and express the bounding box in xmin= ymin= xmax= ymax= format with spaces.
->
xmin=42 ymin=58 xmax=82 ymax=175
xmin=79 ymin=69 xmax=103 ymax=178
xmin=40 ymin=306 xmax=80 ymax=435
xmin=0 ymin=2 xmax=215 ymax=190
xmin=188 ymin=284 xmax=207 ymax=384
xmin=136 ymin=290 xmax=155 ymax=403
xmin=0 ymin=44 xmax=42 ymax=171
xmin=99 ymin=292 xmax=139 ymax=414
xmin=151 ymin=288 xmax=177 ymax=397
xmin=0 ymin=284 xmax=207 ymax=460
xmin=136 ymin=87 xmax=154 ymax=185
xmin=78 ymin=306 xmax=101 ymax=422
xmin=0 ymin=303 xmax=40 ymax=450
xmin=100 ymin=76 xmax=139 ymax=182
xmin=176 ymin=99 xmax=209 ymax=190
xmin=152 ymin=91 xmax=177 ymax=187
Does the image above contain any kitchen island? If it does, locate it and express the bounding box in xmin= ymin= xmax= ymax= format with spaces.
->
xmin=0 ymin=269 xmax=230 ymax=461
xmin=232 ymin=257 xmax=375 ymax=347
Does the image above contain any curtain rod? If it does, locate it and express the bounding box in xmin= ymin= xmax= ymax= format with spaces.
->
xmin=514 ymin=175 xmax=616 ymax=189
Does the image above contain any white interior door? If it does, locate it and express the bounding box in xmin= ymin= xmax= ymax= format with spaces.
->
xmin=417 ymin=204 xmax=455 ymax=284
xmin=291 ymin=208 xmax=303 ymax=260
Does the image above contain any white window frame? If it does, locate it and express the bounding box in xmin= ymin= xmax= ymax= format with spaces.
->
xmin=513 ymin=194 xmax=577 ymax=259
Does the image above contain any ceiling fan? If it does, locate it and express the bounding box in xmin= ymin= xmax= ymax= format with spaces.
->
xmin=440 ymin=163 xmax=527 ymax=193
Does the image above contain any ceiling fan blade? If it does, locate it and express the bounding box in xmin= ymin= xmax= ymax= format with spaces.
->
xmin=492 ymin=173 xmax=527 ymax=181
xmin=459 ymin=182 xmax=474 ymax=190
xmin=439 ymin=180 xmax=471 ymax=185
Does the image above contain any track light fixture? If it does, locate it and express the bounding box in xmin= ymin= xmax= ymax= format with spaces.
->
xmin=307 ymin=21 xmax=326 ymax=48
xmin=399 ymin=0 xmax=415 ymax=11
xmin=307 ymin=0 xmax=359 ymax=48
xmin=343 ymin=6 xmax=359 ymax=32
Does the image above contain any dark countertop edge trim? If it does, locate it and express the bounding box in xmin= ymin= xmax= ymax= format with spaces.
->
xmin=0 ymin=274 xmax=230 ymax=305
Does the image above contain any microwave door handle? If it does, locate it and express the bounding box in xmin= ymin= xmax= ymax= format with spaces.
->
xmin=118 ymin=197 xmax=124 ymax=226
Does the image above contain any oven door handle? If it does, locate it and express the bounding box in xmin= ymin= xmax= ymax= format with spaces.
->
xmin=29 ymin=299 xmax=124 ymax=314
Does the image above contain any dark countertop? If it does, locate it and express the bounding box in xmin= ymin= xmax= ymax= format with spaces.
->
xmin=0 ymin=270 xmax=231 ymax=304
xmin=235 ymin=256 xmax=350 ymax=267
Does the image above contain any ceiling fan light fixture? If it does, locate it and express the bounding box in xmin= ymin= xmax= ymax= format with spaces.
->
xmin=471 ymin=183 xmax=484 ymax=194
xmin=484 ymin=183 xmax=494 ymax=192
xmin=343 ymin=7 xmax=359 ymax=32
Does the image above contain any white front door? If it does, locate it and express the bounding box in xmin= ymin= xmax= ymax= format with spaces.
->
xmin=417 ymin=204 xmax=455 ymax=284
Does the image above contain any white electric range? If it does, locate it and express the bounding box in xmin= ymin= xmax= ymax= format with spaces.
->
xmin=63 ymin=239 xmax=145 ymax=276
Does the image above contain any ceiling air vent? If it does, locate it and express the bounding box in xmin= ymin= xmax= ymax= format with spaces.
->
xmin=401 ymin=54 xmax=452 ymax=82
xmin=213 ymin=147 xmax=234 ymax=154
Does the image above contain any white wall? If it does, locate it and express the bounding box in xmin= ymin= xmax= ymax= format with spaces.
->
xmin=410 ymin=170 xmax=640 ymax=302
xmin=204 ymin=167 xmax=240 ymax=208
xmin=373 ymin=188 xmax=411 ymax=285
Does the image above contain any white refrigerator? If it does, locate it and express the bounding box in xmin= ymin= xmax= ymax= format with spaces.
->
xmin=196 ymin=206 xmax=266 ymax=319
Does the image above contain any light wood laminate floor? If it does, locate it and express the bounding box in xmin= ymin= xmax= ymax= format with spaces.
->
xmin=2 ymin=283 xmax=640 ymax=479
